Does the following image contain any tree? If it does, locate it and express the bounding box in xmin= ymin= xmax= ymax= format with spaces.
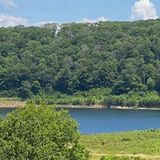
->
xmin=1 ymin=20 xmax=160 ymax=97
xmin=0 ymin=104 xmax=89 ymax=160
xmin=147 ymin=77 xmax=155 ymax=91
xmin=18 ymin=81 xmax=33 ymax=99
xmin=31 ymin=80 xmax=41 ymax=95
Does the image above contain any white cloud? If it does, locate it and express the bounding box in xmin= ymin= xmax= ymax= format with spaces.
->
xmin=33 ymin=17 xmax=108 ymax=27
xmin=33 ymin=21 xmax=58 ymax=26
xmin=0 ymin=15 xmax=108 ymax=28
xmin=80 ymin=16 xmax=108 ymax=24
xmin=0 ymin=0 xmax=16 ymax=7
xmin=131 ymin=0 xmax=158 ymax=20
xmin=0 ymin=14 xmax=29 ymax=27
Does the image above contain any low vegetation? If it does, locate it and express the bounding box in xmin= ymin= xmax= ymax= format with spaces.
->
xmin=30 ymin=90 xmax=160 ymax=108
xmin=1 ymin=91 xmax=160 ymax=108
xmin=81 ymin=130 xmax=160 ymax=160
xmin=100 ymin=156 xmax=148 ymax=160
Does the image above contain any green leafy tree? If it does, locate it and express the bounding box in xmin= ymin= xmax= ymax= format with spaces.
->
xmin=31 ymin=80 xmax=41 ymax=95
xmin=0 ymin=104 xmax=89 ymax=160
xmin=147 ymin=77 xmax=155 ymax=91
xmin=1 ymin=20 xmax=160 ymax=97
xmin=18 ymin=81 xmax=33 ymax=99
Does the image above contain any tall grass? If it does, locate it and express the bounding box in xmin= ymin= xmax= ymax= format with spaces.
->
xmin=30 ymin=90 xmax=160 ymax=108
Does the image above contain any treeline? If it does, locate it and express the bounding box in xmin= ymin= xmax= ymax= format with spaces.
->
xmin=0 ymin=20 xmax=160 ymax=100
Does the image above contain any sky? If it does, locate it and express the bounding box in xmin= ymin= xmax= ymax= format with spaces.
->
xmin=0 ymin=0 xmax=160 ymax=27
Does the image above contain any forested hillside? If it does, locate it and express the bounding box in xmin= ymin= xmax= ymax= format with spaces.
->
xmin=1 ymin=20 xmax=160 ymax=99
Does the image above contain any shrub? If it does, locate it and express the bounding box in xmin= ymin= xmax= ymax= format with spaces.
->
xmin=0 ymin=104 xmax=89 ymax=160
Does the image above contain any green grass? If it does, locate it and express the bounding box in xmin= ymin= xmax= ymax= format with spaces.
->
xmin=97 ymin=156 xmax=148 ymax=160
xmin=80 ymin=130 xmax=160 ymax=160
xmin=94 ymin=156 xmax=148 ymax=160
xmin=31 ymin=91 xmax=160 ymax=108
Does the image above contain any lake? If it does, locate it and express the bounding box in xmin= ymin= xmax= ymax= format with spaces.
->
xmin=1 ymin=108 xmax=160 ymax=134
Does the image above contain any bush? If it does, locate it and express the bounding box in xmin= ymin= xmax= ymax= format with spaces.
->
xmin=138 ymin=93 xmax=160 ymax=107
xmin=0 ymin=104 xmax=89 ymax=160
xmin=103 ymin=96 xmax=127 ymax=107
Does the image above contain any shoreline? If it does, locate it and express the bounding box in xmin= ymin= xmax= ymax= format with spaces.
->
xmin=59 ymin=105 xmax=160 ymax=111
xmin=1 ymin=102 xmax=160 ymax=111
xmin=0 ymin=100 xmax=26 ymax=109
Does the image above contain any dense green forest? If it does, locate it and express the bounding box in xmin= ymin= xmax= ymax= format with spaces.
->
xmin=1 ymin=20 xmax=160 ymax=102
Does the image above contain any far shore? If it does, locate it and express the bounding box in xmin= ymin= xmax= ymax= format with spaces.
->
xmin=0 ymin=98 xmax=26 ymax=109
xmin=1 ymin=100 xmax=160 ymax=111
xmin=58 ymin=105 xmax=160 ymax=111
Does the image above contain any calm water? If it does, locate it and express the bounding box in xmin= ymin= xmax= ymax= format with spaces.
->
xmin=1 ymin=108 xmax=160 ymax=134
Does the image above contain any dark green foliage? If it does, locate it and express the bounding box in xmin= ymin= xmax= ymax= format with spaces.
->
xmin=1 ymin=20 xmax=160 ymax=99
xmin=146 ymin=78 xmax=155 ymax=91
xmin=0 ymin=104 xmax=89 ymax=160
xmin=18 ymin=81 xmax=33 ymax=99
xmin=31 ymin=81 xmax=41 ymax=95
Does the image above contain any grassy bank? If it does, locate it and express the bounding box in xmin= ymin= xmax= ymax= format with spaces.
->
xmin=81 ymin=130 xmax=160 ymax=160
xmin=1 ymin=90 xmax=160 ymax=109
xmin=0 ymin=98 xmax=25 ymax=108
xmin=30 ymin=91 xmax=160 ymax=108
